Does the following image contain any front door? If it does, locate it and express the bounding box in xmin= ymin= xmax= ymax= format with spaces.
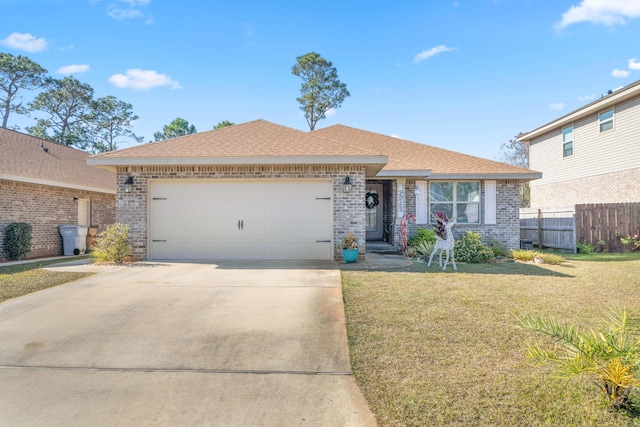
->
xmin=365 ymin=183 xmax=384 ymax=240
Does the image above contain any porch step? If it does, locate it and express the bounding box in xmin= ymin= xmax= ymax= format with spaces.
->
xmin=366 ymin=241 xmax=401 ymax=255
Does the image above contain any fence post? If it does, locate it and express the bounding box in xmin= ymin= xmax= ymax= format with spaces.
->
xmin=537 ymin=208 xmax=543 ymax=249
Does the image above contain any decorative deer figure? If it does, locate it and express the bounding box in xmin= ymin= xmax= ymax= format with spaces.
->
xmin=427 ymin=218 xmax=457 ymax=271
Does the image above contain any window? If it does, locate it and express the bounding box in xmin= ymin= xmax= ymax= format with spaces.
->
xmin=429 ymin=181 xmax=480 ymax=224
xmin=599 ymin=108 xmax=614 ymax=132
xmin=562 ymin=125 xmax=573 ymax=157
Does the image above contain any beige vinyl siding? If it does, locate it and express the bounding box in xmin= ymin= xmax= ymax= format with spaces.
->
xmin=530 ymin=95 xmax=640 ymax=188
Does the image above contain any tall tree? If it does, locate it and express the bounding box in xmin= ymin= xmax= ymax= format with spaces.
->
xmin=89 ymin=95 xmax=142 ymax=153
xmin=153 ymin=117 xmax=197 ymax=141
xmin=500 ymin=132 xmax=530 ymax=207
xmin=27 ymin=76 xmax=94 ymax=149
xmin=213 ymin=120 xmax=235 ymax=129
xmin=0 ymin=53 xmax=47 ymax=128
xmin=291 ymin=52 xmax=350 ymax=131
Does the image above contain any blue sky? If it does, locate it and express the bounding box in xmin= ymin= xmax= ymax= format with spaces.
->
xmin=2 ymin=0 xmax=640 ymax=160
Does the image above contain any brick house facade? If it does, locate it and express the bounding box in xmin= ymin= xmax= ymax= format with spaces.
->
xmin=89 ymin=120 xmax=539 ymax=261
xmin=1 ymin=129 xmax=116 ymax=261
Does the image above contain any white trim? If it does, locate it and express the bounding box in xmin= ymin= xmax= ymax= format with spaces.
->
xmin=428 ymin=173 xmax=541 ymax=180
xmin=415 ymin=180 xmax=429 ymax=224
xmin=484 ymin=180 xmax=497 ymax=225
xmin=0 ymin=173 xmax=116 ymax=194
xmin=87 ymin=155 xmax=388 ymax=168
xmin=375 ymin=169 xmax=431 ymax=177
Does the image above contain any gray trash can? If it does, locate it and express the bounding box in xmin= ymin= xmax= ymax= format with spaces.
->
xmin=59 ymin=225 xmax=88 ymax=256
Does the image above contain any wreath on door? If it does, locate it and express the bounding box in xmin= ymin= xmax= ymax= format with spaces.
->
xmin=365 ymin=192 xmax=379 ymax=210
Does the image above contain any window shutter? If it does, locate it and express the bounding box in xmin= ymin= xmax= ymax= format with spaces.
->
xmin=416 ymin=181 xmax=428 ymax=223
xmin=484 ymin=181 xmax=496 ymax=225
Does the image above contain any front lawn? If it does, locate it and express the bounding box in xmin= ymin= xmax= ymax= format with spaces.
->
xmin=0 ymin=258 xmax=93 ymax=303
xmin=342 ymin=253 xmax=640 ymax=426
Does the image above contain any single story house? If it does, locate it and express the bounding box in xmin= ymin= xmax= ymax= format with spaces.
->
xmin=0 ymin=128 xmax=116 ymax=261
xmin=87 ymin=120 xmax=540 ymax=261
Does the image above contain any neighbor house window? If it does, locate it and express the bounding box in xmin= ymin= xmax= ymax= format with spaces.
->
xmin=599 ymin=108 xmax=614 ymax=132
xmin=429 ymin=181 xmax=480 ymax=224
xmin=562 ymin=125 xmax=573 ymax=157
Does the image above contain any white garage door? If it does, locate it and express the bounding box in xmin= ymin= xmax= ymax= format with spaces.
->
xmin=149 ymin=180 xmax=333 ymax=261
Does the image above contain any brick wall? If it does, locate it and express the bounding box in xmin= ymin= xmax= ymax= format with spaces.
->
xmin=403 ymin=179 xmax=521 ymax=250
xmin=530 ymin=167 xmax=640 ymax=209
xmin=115 ymin=165 xmax=366 ymax=261
xmin=0 ymin=179 xmax=116 ymax=261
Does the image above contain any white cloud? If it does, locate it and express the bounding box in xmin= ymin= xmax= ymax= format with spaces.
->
xmin=612 ymin=68 xmax=630 ymax=77
xmin=108 ymin=69 xmax=181 ymax=90
xmin=628 ymin=58 xmax=640 ymax=70
xmin=549 ymin=103 xmax=565 ymax=110
xmin=106 ymin=0 xmax=152 ymax=21
xmin=0 ymin=32 xmax=48 ymax=52
xmin=557 ymin=0 xmax=640 ymax=29
xmin=56 ymin=64 xmax=90 ymax=75
xmin=577 ymin=94 xmax=596 ymax=101
xmin=413 ymin=45 xmax=455 ymax=64
xmin=390 ymin=134 xmax=402 ymax=139
xmin=325 ymin=108 xmax=336 ymax=117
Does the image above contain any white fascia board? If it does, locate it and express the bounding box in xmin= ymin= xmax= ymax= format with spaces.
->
xmin=428 ymin=173 xmax=542 ymax=181
xmin=520 ymin=83 xmax=640 ymax=142
xmin=375 ymin=169 xmax=431 ymax=178
xmin=87 ymin=155 xmax=389 ymax=168
xmin=0 ymin=173 xmax=116 ymax=194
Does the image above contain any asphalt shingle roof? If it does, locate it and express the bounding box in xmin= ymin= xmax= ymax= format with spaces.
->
xmin=313 ymin=124 xmax=537 ymax=176
xmin=0 ymin=128 xmax=115 ymax=192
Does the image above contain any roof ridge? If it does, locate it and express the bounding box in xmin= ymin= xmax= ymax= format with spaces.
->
xmin=0 ymin=127 xmax=91 ymax=156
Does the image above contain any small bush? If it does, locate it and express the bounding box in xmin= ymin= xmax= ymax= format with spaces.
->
xmin=486 ymin=239 xmax=510 ymax=257
xmin=511 ymin=250 xmax=565 ymax=265
xmin=91 ymin=223 xmax=132 ymax=263
xmin=511 ymin=250 xmax=537 ymax=262
xmin=453 ymin=230 xmax=495 ymax=263
xmin=408 ymin=228 xmax=436 ymax=247
xmin=576 ymin=240 xmax=596 ymax=254
xmin=3 ymin=222 xmax=32 ymax=260
xmin=540 ymin=253 xmax=565 ymax=265
xmin=412 ymin=240 xmax=435 ymax=259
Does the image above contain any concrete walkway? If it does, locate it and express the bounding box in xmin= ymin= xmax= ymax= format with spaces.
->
xmin=340 ymin=252 xmax=413 ymax=270
xmin=0 ymin=261 xmax=376 ymax=426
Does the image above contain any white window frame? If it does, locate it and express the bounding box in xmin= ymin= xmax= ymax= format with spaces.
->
xmin=562 ymin=125 xmax=573 ymax=158
xmin=599 ymin=108 xmax=614 ymax=133
xmin=429 ymin=181 xmax=481 ymax=224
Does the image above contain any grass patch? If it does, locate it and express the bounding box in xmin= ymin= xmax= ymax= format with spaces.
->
xmin=342 ymin=253 xmax=640 ymax=426
xmin=0 ymin=257 xmax=93 ymax=303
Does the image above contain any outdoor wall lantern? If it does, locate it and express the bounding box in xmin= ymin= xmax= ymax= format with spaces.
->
xmin=124 ymin=176 xmax=134 ymax=193
xmin=342 ymin=176 xmax=352 ymax=193
xmin=413 ymin=185 xmax=421 ymax=196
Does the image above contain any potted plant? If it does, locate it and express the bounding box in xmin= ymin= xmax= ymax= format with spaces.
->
xmin=342 ymin=232 xmax=359 ymax=263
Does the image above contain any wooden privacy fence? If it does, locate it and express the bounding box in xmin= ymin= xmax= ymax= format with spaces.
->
xmin=520 ymin=208 xmax=576 ymax=251
xmin=575 ymin=203 xmax=640 ymax=252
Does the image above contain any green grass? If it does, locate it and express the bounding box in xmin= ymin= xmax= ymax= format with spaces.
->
xmin=342 ymin=253 xmax=640 ymax=426
xmin=0 ymin=257 xmax=93 ymax=303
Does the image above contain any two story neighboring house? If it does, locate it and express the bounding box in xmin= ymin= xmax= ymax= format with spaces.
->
xmin=518 ymin=79 xmax=640 ymax=209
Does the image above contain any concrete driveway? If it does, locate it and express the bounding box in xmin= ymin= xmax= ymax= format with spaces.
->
xmin=0 ymin=261 xmax=376 ymax=426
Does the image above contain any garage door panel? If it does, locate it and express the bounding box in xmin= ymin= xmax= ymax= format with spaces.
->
xmin=149 ymin=180 xmax=333 ymax=260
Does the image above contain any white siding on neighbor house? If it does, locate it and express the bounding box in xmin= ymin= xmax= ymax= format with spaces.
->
xmin=530 ymin=95 xmax=640 ymax=189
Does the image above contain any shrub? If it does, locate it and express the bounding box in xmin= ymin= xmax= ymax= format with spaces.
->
xmin=511 ymin=250 xmax=537 ymax=262
xmin=408 ymin=228 xmax=436 ymax=247
xmin=511 ymin=250 xmax=565 ymax=265
xmin=411 ymin=240 xmax=435 ymax=259
xmin=91 ymin=223 xmax=132 ymax=263
xmin=453 ymin=230 xmax=494 ymax=263
xmin=540 ymin=253 xmax=565 ymax=265
xmin=516 ymin=308 xmax=640 ymax=409
xmin=486 ymin=239 xmax=510 ymax=257
xmin=3 ymin=222 xmax=32 ymax=260
xmin=576 ymin=240 xmax=596 ymax=254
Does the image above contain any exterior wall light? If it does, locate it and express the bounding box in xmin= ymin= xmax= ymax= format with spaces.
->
xmin=343 ymin=176 xmax=352 ymax=193
xmin=124 ymin=176 xmax=134 ymax=193
xmin=413 ymin=185 xmax=421 ymax=196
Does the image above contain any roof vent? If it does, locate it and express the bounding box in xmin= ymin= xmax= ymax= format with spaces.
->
xmin=40 ymin=141 xmax=49 ymax=153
